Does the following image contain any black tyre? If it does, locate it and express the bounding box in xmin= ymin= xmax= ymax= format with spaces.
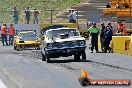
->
xmin=41 ymin=52 xmax=46 ymax=61
xmin=37 ymin=47 xmax=40 ymax=50
xmin=46 ymin=54 xmax=50 ymax=63
xmin=16 ymin=45 xmax=20 ymax=51
xmin=35 ymin=45 xmax=40 ymax=50
xmin=35 ymin=48 xmax=40 ymax=50
xmin=74 ymin=53 xmax=80 ymax=61
xmin=44 ymin=51 xmax=50 ymax=63
xmin=82 ymin=50 xmax=86 ymax=60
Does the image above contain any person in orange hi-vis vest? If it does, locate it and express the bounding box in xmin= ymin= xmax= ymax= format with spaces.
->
xmin=8 ymin=24 xmax=15 ymax=46
xmin=117 ymin=21 xmax=126 ymax=35
xmin=0 ymin=23 xmax=8 ymax=46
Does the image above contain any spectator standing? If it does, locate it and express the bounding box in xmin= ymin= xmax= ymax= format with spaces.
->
xmin=0 ymin=23 xmax=8 ymax=46
xmin=33 ymin=8 xmax=39 ymax=24
xmin=8 ymin=24 xmax=15 ymax=46
xmin=68 ymin=10 xmax=77 ymax=23
xmin=100 ymin=23 xmax=106 ymax=51
xmin=104 ymin=22 xmax=114 ymax=53
xmin=124 ymin=3 xmax=129 ymax=8
xmin=106 ymin=2 xmax=111 ymax=8
xmin=13 ymin=6 xmax=19 ymax=24
xmin=25 ymin=7 xmax=30 ymax=24
xmin=116 ymin=3 xmax=120 ymax=8
xmin=87 ymin=21 xmax=93 ymax=29
xmin=88 ymin=22 xmax=100 ymax=53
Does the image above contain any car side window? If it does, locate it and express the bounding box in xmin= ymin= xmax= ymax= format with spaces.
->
xmin=46 ymin=32 xmax=52 ymax=39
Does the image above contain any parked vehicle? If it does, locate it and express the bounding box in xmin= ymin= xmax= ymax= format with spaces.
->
xmin=14 ymin=31 xmax=41 ymax=50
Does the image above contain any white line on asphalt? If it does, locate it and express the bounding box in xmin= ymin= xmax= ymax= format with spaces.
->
xmin=0 ymin=80 xmax=7 ymax=88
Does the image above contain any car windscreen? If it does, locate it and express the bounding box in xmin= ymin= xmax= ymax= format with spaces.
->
xmin=19 ymin=32 xmax=38 ymax=41
xmin=46 ymin=29 xmax=79 ymax=39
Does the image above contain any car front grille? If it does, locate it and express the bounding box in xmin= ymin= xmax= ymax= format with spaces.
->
xmin=66 ymin=41 xmax=76 ymax=47
xmin=19 ymin=41 xmax=25 ymax=43
xmin=54 ymin=41 xmax=79 ymax=48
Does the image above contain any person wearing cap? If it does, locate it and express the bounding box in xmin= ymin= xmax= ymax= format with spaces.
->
xmin=25 ymin=7 xmax=30 ymax=24
xmin=8 ymin=24 xmax=15 ymax=46
xmin=88 ymin=22 xmax=100 ymax=53
xmin=104 ymin=22 xmax=114 ymax=53
xmin=12 ymin=6 xmax=19 ymax=24
xmin=106 ymin=2 xmax=111 ymax=8
xmin=0 ymin=23 xmax=8 ymax=46
xmin=100 ymin=23 xmax=106 ymax=51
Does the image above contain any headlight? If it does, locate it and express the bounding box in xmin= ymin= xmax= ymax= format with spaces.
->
xmin=18 ymin=37 xmax=23 ymax=40
xmin=79 ymin=41 xmax=85 ymax=46
xmin=47 ymin=43 xmax=53 ymax=49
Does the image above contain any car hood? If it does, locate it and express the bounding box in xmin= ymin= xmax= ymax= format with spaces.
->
xmin=46 ymin=36 xmax=85 ymax=43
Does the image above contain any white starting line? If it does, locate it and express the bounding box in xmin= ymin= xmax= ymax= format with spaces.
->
xmin=0 ymin=80 xmax=7 ymax=88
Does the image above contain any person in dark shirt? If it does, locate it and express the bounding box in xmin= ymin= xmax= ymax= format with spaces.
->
xmin=25 ymin=7 xmax=30 ymax=24
xmin=100 ymin=23 xmax=105 ymax=51
xmin=104 ymin=22 xmax=114 ymax=53
xmin=124 ymin=3 xmax=129 ymax=8
xmin=106 ymin=2 xmax=111 ymax=8
xmin=13 ymin=6 xmax=19 ymax=24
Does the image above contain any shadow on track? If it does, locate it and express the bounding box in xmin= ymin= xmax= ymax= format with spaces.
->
xmin=48 ymin=59 xmax=92 ymax=63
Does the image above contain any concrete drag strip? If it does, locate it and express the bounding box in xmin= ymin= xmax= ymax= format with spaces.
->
xmin=31 ymin=50 xmax=132 ymax=73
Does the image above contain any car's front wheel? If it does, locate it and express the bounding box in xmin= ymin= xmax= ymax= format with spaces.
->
xmin=41 ymin=52 xmax=46 ymax=61
xmin=74 ymin=53 xmax=80 ymax=61
xmin=46 ymin=54 xmax=50 ymax=63
xmin=81 ymin=50 xmax=86 ymax=60
xmin=43 ymin=50 xmax=50 ymax=63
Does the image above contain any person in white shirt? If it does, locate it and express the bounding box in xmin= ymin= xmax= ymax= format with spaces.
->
xmin=116 ymin=3 xmax=120 ymax=8
xmin=68 ymin=10 xmax=77 ymax=23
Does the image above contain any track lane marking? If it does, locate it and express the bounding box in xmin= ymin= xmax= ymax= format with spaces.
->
xmin=0 ymin=79 xmax=7 ymax=88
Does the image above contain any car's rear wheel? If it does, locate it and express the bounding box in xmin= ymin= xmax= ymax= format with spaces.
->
xmin=35 ymin=45 xmax=40 ymax=50
xmin=36 ymin=47 xmax=40 ymax=50
xmin=16 ymin=45 xmax=20 ymax=51
xmin=44 ymin=50 xmax=50 ymax=63
xmin=74 ymin=53 xmax=80 ymax=61
xmin=41 ymin=50 xmax=46 ymax=61
xmin=82 ymin=50 xmax=86 ymax=60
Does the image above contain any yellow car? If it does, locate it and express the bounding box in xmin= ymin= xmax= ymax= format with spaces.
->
xmin=14 ymin=31 xmax=41 ymax=50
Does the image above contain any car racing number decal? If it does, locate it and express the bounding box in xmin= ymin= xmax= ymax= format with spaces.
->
xmin=80 ymin=32 xmax=89 ymax=38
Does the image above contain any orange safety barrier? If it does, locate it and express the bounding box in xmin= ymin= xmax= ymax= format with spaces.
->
xmin=102 ymin=0 xmax=132 ymax=17
xmin=103 ymin=9 xmax=112 ymax=15
xmin=116 ymin=10 xmax=132 ymax=17
xmin=111 ymin=0 xmax=125 ymax=8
